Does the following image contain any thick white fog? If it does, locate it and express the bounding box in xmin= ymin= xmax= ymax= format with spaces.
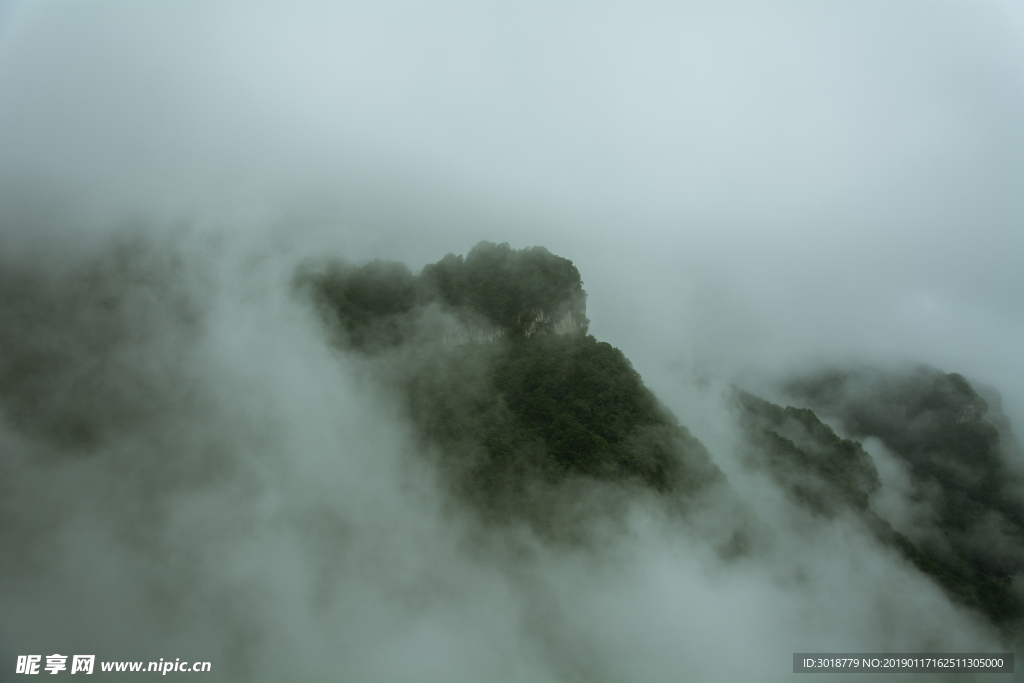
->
xmin=0 ymin=1 xmax=1022 ymax=681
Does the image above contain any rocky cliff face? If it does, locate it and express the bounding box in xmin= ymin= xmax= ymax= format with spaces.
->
xmin=440 ymin=306 xmax=585 ymax=349
xmin=441 ymin=322 xmax=507 ymax=348
xmin=522 ymin=308 xmax=586 ymax=338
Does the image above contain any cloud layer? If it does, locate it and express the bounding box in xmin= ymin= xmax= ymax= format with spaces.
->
xmin=1 ymin=2 xmax=1022 ymax=681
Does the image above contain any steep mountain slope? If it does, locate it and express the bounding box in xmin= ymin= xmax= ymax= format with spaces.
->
xmin=785 ymin=368 xmax=1024 ymax=628
xmin=300 ymin=240 xmax=1024 ymax=633
xmin=299 ymin=241 xmax=723 ymax=532
xmin=735 ymin=390 xmax=880 ymax=517
xmin=736 ymin=368 xmax=1024 ymax=630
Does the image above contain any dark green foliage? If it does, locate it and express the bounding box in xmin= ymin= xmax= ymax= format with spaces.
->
xmin=787 ymin=368 xmax=1017 ymax=533
xmin=420 ymin=242 xmax=587 ymax=332
xmin=299 ymin=241 xmax=589 ymax=352
xmin=489 ymin=334 xmax=713 ymax=491
xmin=299 ymin=241 xmax=719 ymax=528
xmin=399 ymin=334 xmax=718 ymax=526
xmin=783 ymin=367 xmax=1024 ymax=628
xmin=303 ymin=259 xmax=420 ymax=349
xmin=735 ymin=390 xmax=878 ymax=516
xmin=870 ymin=517 xmax=1024 ymax=626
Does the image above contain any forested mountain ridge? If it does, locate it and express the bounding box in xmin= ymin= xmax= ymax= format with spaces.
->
xmin=299 ymin=241 xmax=1024 ymax=632
xmin=298 ymin=241 xmax=724 ymax=533
xmin=737 ymin=369 xmax=1024 ymax=630
xmin=299 ymin=241 xmax=588 ymax=352
xmin=735 ymin=390 xmax=880 ymax=516
xmin=784 ymin=368 xmax=1024 ymax=628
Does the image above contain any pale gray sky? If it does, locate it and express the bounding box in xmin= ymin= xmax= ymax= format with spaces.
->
xmin=2 ymin=1 xmax=1020 ymax=424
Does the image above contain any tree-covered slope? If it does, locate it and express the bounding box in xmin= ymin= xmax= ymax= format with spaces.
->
xmin=735 ymin=390 xmax=879 ymax=516
xmin=301 ymin=240 xmax=1024 ymax=628
xmin=737 ymin=367 xmax=1024 ymax=629
xmin=785 ymin=367 xmax=1024 ymax=627
xmin=787 ymin=368 xmax=1022 ymax=538
xmin=299 ymin=241 xmax=721 ymax=527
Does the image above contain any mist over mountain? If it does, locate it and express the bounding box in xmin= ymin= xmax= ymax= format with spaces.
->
xmin=1 ymin=1 xmax=1023 ymax=682
xmin=1 ymin=231 xmax=1021 ymax=682
xmin=300 ymin=241 xmax=1024 ymax=635
xmin=299 ymin=243 xmax=740 ymax=545
xmin=781 ymin=368 xmax=1024 ymax=628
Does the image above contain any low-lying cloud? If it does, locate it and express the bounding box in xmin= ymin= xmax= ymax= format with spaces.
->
xmin=0 ymin=230 xmax=1011 ymax=682
xmin=1 ymin=2 xmax=1022 ymax=681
